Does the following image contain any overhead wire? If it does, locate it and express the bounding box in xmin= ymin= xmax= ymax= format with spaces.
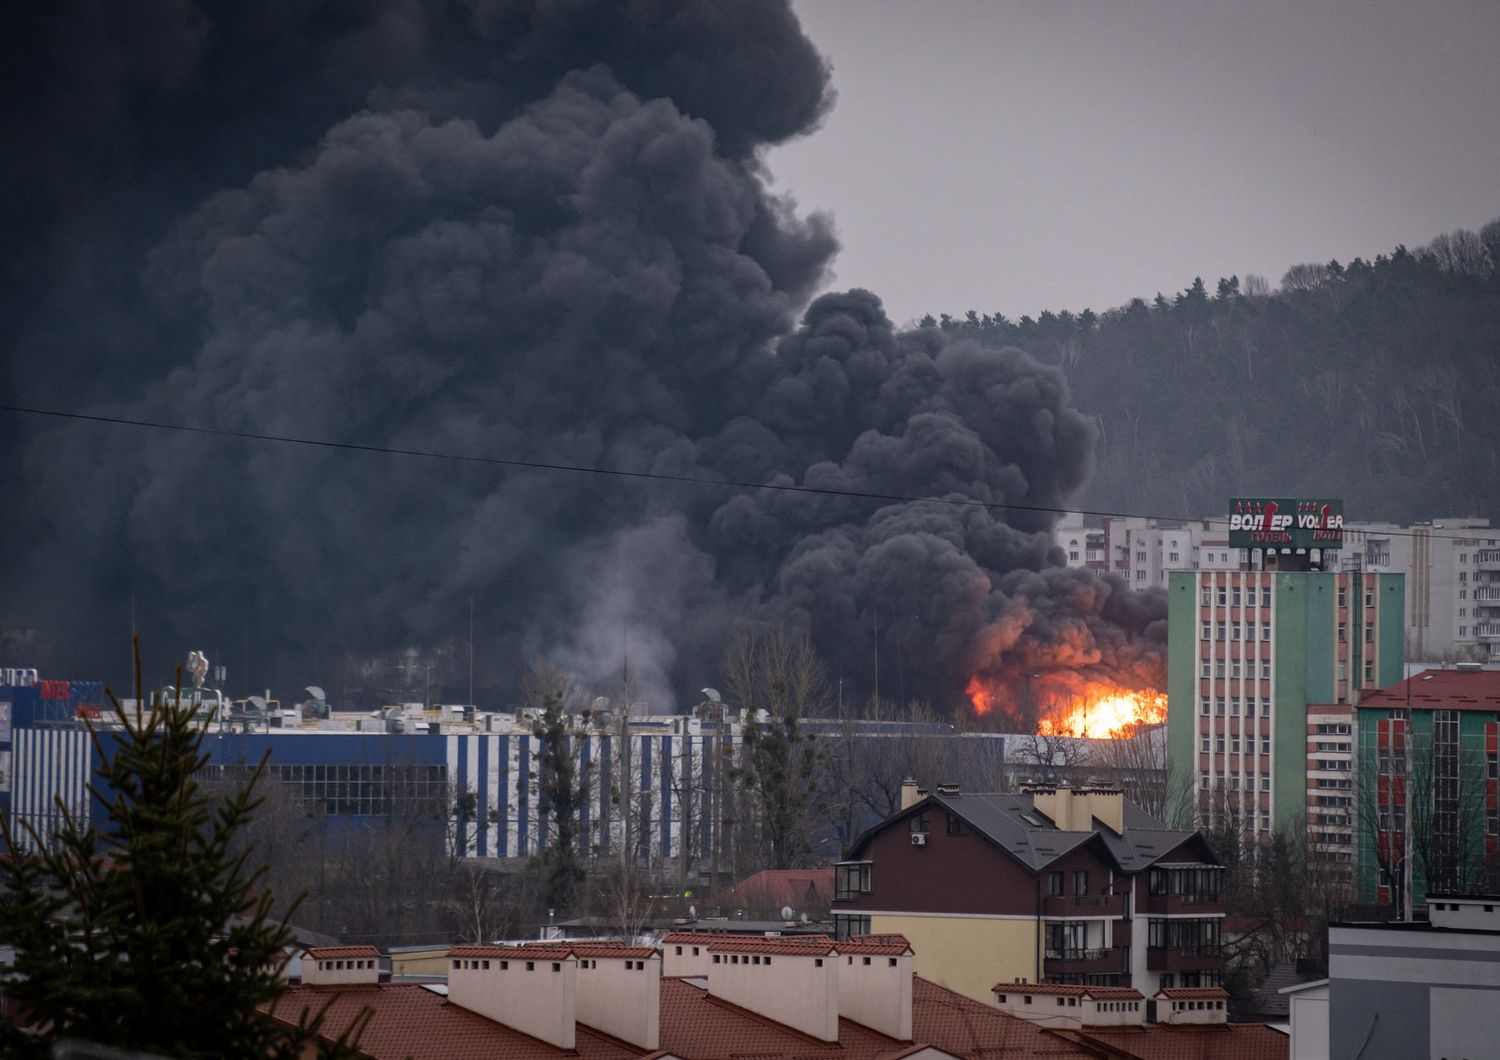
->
xmin=1 ymin=402 xmax=1491 ymax=544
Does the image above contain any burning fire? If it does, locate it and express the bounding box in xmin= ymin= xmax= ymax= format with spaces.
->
xmin=965 ymin=675 xmax=1165 ymax=739
xmin=1038 ymin=688 xmax=1166 ymax=739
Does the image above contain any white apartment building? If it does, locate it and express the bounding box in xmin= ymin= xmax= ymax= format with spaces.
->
xmin=1057 ymin=513 xmax=1500 ymax=663
xmin=1343 ymin=518 xmax=1499 ymax=663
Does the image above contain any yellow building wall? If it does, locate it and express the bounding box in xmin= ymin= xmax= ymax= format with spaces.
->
xmin=390 ymin=947 xmax=452 ymax=977
xmin=870 ymin=914 xmax=1041 ymax=1003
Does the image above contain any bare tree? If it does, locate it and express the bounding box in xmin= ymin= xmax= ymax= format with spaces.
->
xmin=721 ymin=628 xmax=831 ymax=872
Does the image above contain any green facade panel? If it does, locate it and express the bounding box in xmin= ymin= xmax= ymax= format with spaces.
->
xmin=1166 ymin=572 xmax=1197 ymax=798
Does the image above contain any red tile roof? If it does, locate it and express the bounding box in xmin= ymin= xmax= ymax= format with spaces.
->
xmin=265 ymin=984 xmax=639 ymax=1060
xmin=303 ymin=945 xmax=380 ymax=959
xmin=730 ymin=867 xmax=836 ymax=909
xmin=573 ymin=944 xmax=660 ymax=960
xmin=706 ymin=935 xmax=837 ymax=956
xmin=1085 ymin=987 xmax=1145 ymax=1001
xmin=662 ymin=931 xmax=730 ymax=947
xmin=272 ymin=970 xmax=1106 ymax=1060
xmin=450 ymin=944 xmax=575 ymax=961
xmin=912 ymin=977 xmax=1096 ymax=1057
xmin=1358 ymin=668 xmax=1500 ymax=711
xmin=1156 ymin=988 xmax=1229 ymax=1000
xmin=837 ymin=934 xmax=913 ymax=956
xmin=992 ymin=982 xmax=1089 ymax=996
xmin=1063 ymin=1023 xmax=1289 ymax=1060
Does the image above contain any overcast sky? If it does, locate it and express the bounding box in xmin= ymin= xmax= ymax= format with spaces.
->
xmin=765 ymin=0 xmax=1500 ymax=326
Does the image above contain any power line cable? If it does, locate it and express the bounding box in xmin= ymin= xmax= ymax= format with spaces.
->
xmin=2 ymin=402 xmax=1493 ymax=544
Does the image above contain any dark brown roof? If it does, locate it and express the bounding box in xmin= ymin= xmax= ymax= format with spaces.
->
xmin=992 ymin=982 xmax=1089 ymax=996
xmin=573 ymin=944 xmax=660 ymax=960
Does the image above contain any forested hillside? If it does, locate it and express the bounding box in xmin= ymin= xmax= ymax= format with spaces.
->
xmin=925 ymin=221 xmax=1500 ymax=523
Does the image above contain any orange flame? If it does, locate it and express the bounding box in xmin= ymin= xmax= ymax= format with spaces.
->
xmin=1038 ymin=689 xmax=1166 ymax=739
xmin=965 ymin=674 xmax=996 ymax=716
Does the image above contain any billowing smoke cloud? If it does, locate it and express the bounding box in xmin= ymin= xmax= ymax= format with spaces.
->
xmin=2 ymin=0 xmax=1163 ymax=712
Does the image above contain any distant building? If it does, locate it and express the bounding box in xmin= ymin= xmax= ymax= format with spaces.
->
xmin=1315 ymin=897 xmax=1500 ymax=1060
xmin=832 ymin=785 xmax=1224 ymax=1003
xmin=1344 ymin=517 xmax=1499 ymax=662
xmin=1353 ymin=667 xmax=1500 ymax=910
xmin=1166 ymin=568 xmax=1404 ymax=839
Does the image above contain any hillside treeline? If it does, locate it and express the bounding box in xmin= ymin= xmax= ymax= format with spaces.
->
xmin=925 ymin=220 xmax=1500 ymax=523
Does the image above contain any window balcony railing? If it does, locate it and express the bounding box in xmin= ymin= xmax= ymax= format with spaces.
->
xmin=1045 ymin=947 xmax=1111 ymax=962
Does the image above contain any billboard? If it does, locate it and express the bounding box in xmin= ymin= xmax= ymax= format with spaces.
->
xmin=1228 ymin=498 xmax=1343 ymax=550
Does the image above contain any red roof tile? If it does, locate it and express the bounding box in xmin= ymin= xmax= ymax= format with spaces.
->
xmin=706 ymin=935 xmax=837 ymax=956
xmin=991 ymin=982 xmax=1089 ymax=996
xmin=1085 ymin=987 xmax=1145 ymax=1000
xmin=573 ymin=944 xmax=660 ymax=960
xmin=449 ymin=944 xmax=576 ymax=961
xmin=1065 ymin=1023 xmax=1289 ymax=1060
xmin=837 ymin=935 xmax=913 ymax=956
xmin=303 ymin=946 xmax=380 ymax=959
xmin=265 ymin=984 xmax=638 ymax=1060
xmin=662 ymin=931 xmax=730 ymax=946
xmin=1156 ymin=987 xmax=1229 ymax=1000
xmin=912 ymin=977 xmax=1096 ymax=1057
xmin=1357 ymin=668 xmax=1500 ymax=711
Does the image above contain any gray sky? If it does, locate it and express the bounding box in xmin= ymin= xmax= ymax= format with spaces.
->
xmin=766 ymin=0 xmax=1500 ymax=326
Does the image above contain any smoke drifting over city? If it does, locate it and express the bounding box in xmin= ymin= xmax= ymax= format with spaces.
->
xmin=2 ymin=0 xmax=1164 ymax=713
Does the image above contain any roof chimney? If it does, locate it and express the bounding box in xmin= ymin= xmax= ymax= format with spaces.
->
xmin=662 ymin=932 xmax=718 ymax=977
xmin=448 ymin=945 xmax=576 ymax=1049
xmin=572 ymin=944 xmax=661 ymax=1051
xmin=837 ymin=936 xmax=914 ymax=1041
xmin=300 ymin=946 xmax=381 ymax=986
xmin=900 ymin=777 xmax=921 ymax=810
xmin=708 ymin=936 xmax=839 ymax=1041
xmin=1154 ymin=987 xmax=1228 ymax=1025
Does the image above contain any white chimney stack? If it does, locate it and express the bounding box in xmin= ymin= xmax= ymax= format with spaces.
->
xmin=572 ymin=944 xmax=662 ymax=1050
xmin=448 ymin=945 xmax=577 ymax=1049
xmin=1154 ymin=987 xmax=1228 ymax=1025
xmin=662 ymin=932 xmax=719 ymax=978
xmin=836 ymin=935 xmax=914 ymax=1041
xmin=707 ymin=936 xmax=839 ymax=1041
xmin=300 ymin=946 xmax=381 ymax=986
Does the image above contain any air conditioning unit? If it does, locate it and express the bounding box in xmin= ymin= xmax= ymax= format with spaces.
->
xmin=911 ymin=832 xmax=927 ymax=847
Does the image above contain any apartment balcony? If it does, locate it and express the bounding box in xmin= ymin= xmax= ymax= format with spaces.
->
xmin=1478 ymin=550 xmax=1500 ymax=570
xmin=1143 ymin=894 xmax=1223 ymax=916
xmin=1476 ymin=624 xmax=1500 ymax=642
xmin=1146 ymin=947 xmax=1222 ymax=973
xmin=1045 ymin=947 xmax=1129 ymax=976
xmin=1472 ymin=588 xmax=1500 ymax=603
xmin=1041 ymin=893 xmax=1127 ymax=918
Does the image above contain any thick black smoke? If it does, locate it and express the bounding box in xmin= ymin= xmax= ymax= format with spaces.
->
xmin=2 ymin=0 xmax=1164 ymax=711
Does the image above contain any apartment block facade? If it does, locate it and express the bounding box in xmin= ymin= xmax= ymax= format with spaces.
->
xmin=1167 ymin=570 xmax=1405 ymax=837
xmin=1353 ymin=668 xmax=1500 ymax=909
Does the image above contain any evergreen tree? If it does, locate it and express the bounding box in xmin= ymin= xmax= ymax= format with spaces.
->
xmin=0 ymin=640 xmax=360 ymax=1058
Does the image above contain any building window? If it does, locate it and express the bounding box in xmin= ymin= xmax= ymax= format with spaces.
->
xmin=1246 ymin=588 xmax=1257 ymax=607
xmin=1217 ymin=588 xmax=1227 ymax=606
xmin=1048 ymin=871 xmax=1065 ymax=896
xmin=1232 ymin=588 xmax=1241 ymax=606
xmin=1136 ymin=570 xmax=1146 ymax=580
xmin=1202 ymin=622 xmax=1212 ymax=640
xmin=1260 ymin=777 xmax=1270 ymax=791
xmin=910 ymin=812 xmax=931 ymax=834
xmin=1201 ymin=660 xmax=1211 ymax=678
xmin=1260 ymin=698 xmax=1270 ymax=716
xmin=1337 ymin=622 xmax=1346 ymax=643
xmin=1230 ymin=661 xmax=1241 ymax=679
xmin=1217 ymin=623 xmax=1226 ymax=640
xmin=1261 ymin=662 xmax=1271 ymax=679
xmin=1261 ymin=737 xmax=1270 ymax=755
xmin=1338 ymin=587 xmax=1347 ymax=607
xmin=1200 ymin=737 xmax=1210 ymax=752
xmin=1073 ymin=870 xmax=1089 ymax=896
xmin=835 ymin=862 xmax=872 ymax=900
xmin=1215 ymin=661 xmax=1226 ymax=678
xmin=834 ymin=915 xmax=871 ymax=940
xmin=1201 ymin=588 xmax=1212 ymax=606
xmin=1261 ymin=623 xmax=1271 ymax=641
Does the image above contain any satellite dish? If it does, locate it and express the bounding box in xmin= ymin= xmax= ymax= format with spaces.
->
xmin=800 ymin=913 xmax=809 ymax=923
xmin=780 ymin=906 xmax=794 ymax=921
xmin=305 ymin=685 xmax=325 ymax=701
xmin=688 ymin=904 xmax=697 ymax=919
xmin=701 ymin=688 xmax=721 ymax=703
xmin=593 ymin=696 xmax=609 ymax=711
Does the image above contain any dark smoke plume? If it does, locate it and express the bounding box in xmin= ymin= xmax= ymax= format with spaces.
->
xmin=1 ymin=0 xmax=1163 ymax=711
